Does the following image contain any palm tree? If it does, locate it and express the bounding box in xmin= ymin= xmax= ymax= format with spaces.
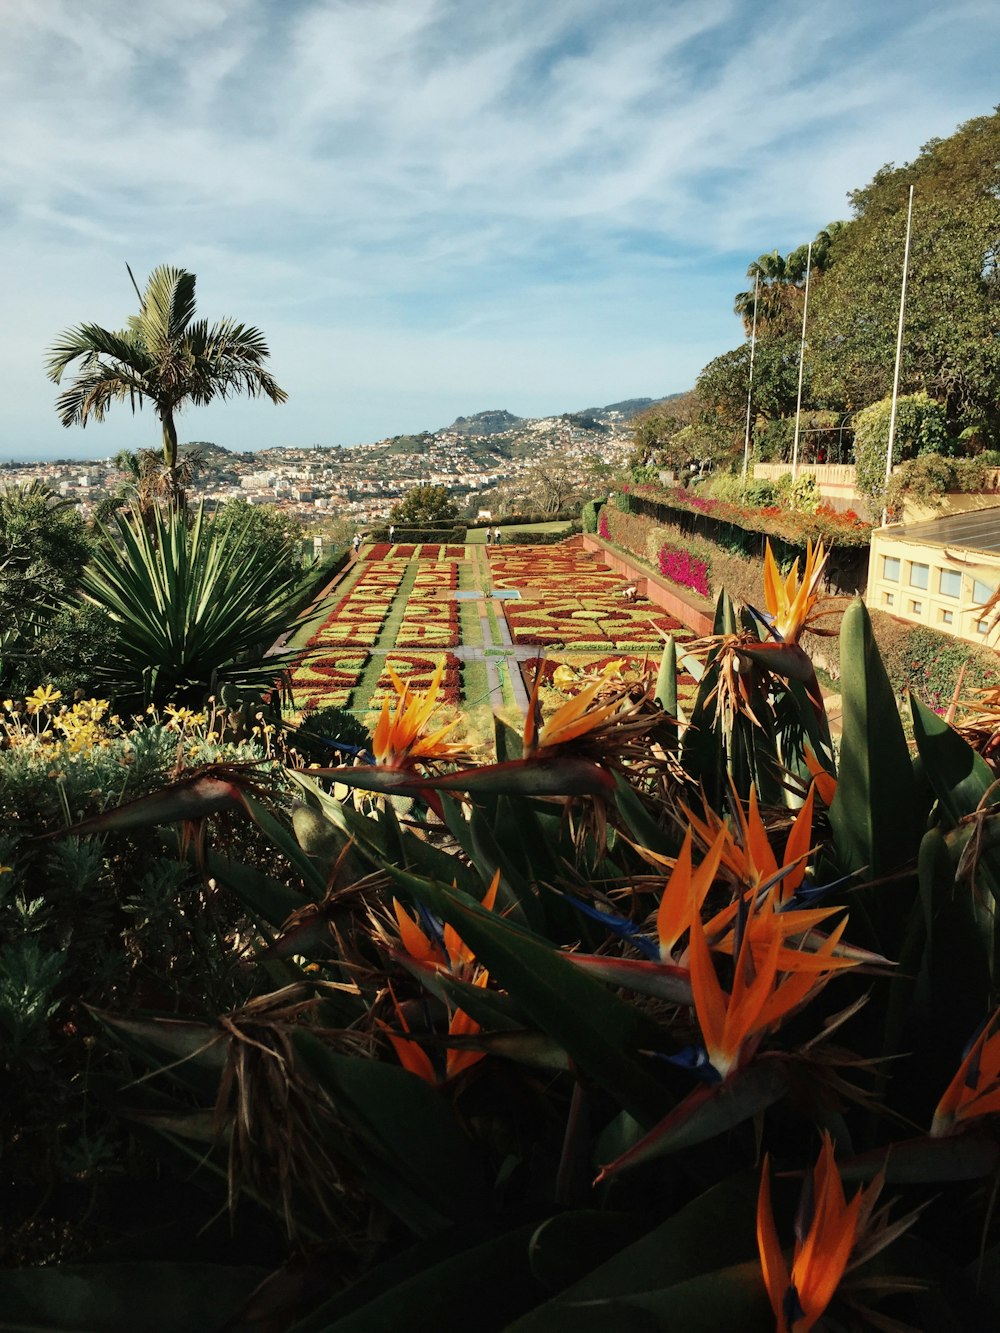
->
xmin=733 ymin=224 xmax=848 ymax=334
xmin=46 ymin=265 xmax=287 ymax=492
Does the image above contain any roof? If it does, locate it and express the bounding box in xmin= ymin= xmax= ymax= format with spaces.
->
xmin=889 ymin=505 xmax=1000 ymax=555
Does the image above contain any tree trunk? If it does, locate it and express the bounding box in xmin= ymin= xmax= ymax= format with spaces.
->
xmin=160 ymin=409 xmax=178 ymax=471
xmin=159 ymin=409 xmax=185 ymax=510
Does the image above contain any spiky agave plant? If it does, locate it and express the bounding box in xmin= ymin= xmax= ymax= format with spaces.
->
xmin=77 ymin=501 xmax=309 ymax=707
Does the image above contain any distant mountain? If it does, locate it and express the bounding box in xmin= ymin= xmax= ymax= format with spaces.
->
xmin=446 ymin=409 xmax=525 ymax=436
xmin=576 ymin=394 xmax=685 ymax=422
xmin=180 ymin=441 xmax=233 ymax=457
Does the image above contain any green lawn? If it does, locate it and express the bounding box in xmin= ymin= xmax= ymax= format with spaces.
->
xmin=466 ymin=520 xmax=572 ymax=544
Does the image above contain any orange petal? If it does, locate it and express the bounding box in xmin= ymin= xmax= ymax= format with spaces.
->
xmin=756 ymin=1154 xmax=791 ymax=1325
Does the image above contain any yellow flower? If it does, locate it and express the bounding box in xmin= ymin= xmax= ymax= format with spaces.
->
xmin=25 ymin=685 xmax=62 ymax=716
xmin=762 ymin=538 xmax=830 ymax=644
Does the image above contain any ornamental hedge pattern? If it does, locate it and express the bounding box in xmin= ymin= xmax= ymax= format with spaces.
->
xmin=489 ymin=547 xmax=689 ymax=649
xmin=288 ymin=651 xmax=368 ymax=716
xmin=369 ymin=652 xmax=462 ymax=709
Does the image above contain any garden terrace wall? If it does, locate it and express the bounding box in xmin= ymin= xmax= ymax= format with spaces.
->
xmin=584 ymin=535 xmax=713 ymax=637
xmin=615 ymin=488 xmax=869 ymax=595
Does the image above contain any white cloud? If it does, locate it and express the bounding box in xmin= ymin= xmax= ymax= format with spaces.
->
xmin=1 ymin=0 xmax=998 ymax=454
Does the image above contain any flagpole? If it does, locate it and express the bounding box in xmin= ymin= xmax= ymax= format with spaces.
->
xmin=741 ymin=272 xmax=760 ymax=484
xmin=790 ymin=242 xmax=812 ymax=482
xmin=882 ymin=184 xmax=915 ymax=526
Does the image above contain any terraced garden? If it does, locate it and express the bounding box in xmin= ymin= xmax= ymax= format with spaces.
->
xmin=287 ymin=539 xmax=695 ymax=728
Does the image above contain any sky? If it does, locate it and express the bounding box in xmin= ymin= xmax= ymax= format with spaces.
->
xmin=2 ymin=0 xmax=999 ymax=461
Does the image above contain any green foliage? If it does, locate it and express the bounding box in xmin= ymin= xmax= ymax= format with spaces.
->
xmin=628 ymin=404 xmax=687 ymax=470
xmin=15 ymin=527 xmax=1000 ymax=1324
xmin=885 ymin=450 xmax=1000 ymax=513
xmin=0 ymin=718 xmax=279 ymax=1252
xmin=78 ymin=503 xmax=307 ymax=706
xmin=47 ymin=265 xmax=287 ymax=475
xmin=854 ymin=392 xmax=951 ymax=504
xmin=809 ymin=110 xmax=1000 ymax=429
xmin=696 ymin=335 xmax=804 ymax=456
xmin=581 ymin=499 xmax=602 ymax=533
xmin=210 ymin=498 xmax=306 ymax=591
xmin=292 ymin=704 xmax=371 ymax=763
xmin=389 ymin=484 xmax=460 ymax=526
xmin=0 ymin=483 xmax=93 ymax=685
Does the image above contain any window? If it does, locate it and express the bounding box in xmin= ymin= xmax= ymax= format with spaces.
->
xmin=939 ymin=609 xmax=954 ymax=625
xmin=883 ymin=592 xmax=895 ymax=606
xmin=939 ymin=569 xmax=962 ymax=598
xmin=910 ymin=599 xmax=923 ymax=614
xmin=882 ymin=556 xmax=900 ymax=582
xmin=973 ymin=578 xmax=996 ymax=606
xmin=908 ymin=563 xmax=929 ymax=590
xmin=977 ymin=620 xmax=990 ymax=636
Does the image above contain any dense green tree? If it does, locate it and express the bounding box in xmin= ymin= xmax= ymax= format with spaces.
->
xmin=389 ymin=484 xmax=459 ymax=526
xmin=46 ymin=265 xmax=287 ymax=492
xmin=0 ymin=483 xmax=98 ymax=690
xmin=212 ymin=498 xmax=305 ymax=591
xmin=733 ymin=223 xmax=846 ymax=336
xmin=808 ymin=110 xmax=1000 ymax=433
xmin=852 ymin=392 xmax=951 ymax=505
xmin=78 ymin=503 xmax=306 ymax=706
xmin=695 ymin=335 xmax=805 ymax=459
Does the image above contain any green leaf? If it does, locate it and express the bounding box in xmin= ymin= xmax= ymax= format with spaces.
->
xmin=828 ymin=598 xmax=922 ymax=954
xmin=388 ymin=869 xmax=670 ymax=1126
xmin=200 ymin=845 xmax=308 ymax=928
xmin=911 ymin=694 xmax=996 ymax=826
xmin=291 ymin=1032 xmax=488 ymax=1228
xmin=597 ymin=1059 xmax=790 ymax=1177
xmin=611 ymin=772 xmax=678 ymax=857
xmin=289 ymin=1223 xmax=542 ymax=1332
xmin=654 ymin=636 xmax=678 ymax=718
xmin=0 ymin=1263 xmax=266 ymax=1333
xmin=528 ymin=1211 xmax=647 ymax=1290
xmin=495 ymin=713 xmax=524 ymax=762
xmin=505 ymin=1173 xmax=765 ymax=1331
xmin=841 ymin=1130 xmax=1000 ymax=1183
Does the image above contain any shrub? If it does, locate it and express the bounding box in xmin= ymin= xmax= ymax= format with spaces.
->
xmin=854 ymin=392 xmax=951 ymax=505
xmin=581 ymin=499 xmax=602 ymax=533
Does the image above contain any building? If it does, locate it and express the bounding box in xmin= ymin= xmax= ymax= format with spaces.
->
xmin=867 ymin=507 xmax=1000 ymax=645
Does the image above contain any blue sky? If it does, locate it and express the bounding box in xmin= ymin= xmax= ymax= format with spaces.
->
xmin=2 ymin=0 xmax=999 ymax=459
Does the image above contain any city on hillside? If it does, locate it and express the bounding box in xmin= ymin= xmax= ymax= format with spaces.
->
xmin=0 ymin=399 xmax=665 ymax=526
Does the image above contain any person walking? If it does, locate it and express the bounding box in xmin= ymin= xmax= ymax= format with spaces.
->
xmin=352 ymin=532 xmax=361 ymax=556
xmin=389 ymin=524 xmax=395 ymax=544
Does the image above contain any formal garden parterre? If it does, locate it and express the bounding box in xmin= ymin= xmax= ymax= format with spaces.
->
xmin=288 ymin=541 xmax=696 ymax=724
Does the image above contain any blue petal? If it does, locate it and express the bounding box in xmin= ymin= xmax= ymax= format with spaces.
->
xmin=561 ymin=892 xmax=660 ymax=960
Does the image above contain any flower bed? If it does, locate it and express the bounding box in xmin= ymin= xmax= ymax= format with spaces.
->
xmin=288 ymin=651 xmax=368 ymax=715
xmin=395 ymin=561 xmax=460 ymax=648
xmin=368 ymin=652 xmax=462 ymax=711
xmin=307 ymin=563 xmax=406 ymax=649
xmin=658 ymin=543 xmax=711 ymax=598
xmin=493 ymin=546 xmax=689 ymax=648
xmin=616 ymin=482 xmax=873 ymax=548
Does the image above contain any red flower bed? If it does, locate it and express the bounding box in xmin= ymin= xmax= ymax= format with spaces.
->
xmin=658 ymin=544 xmax=711 ymax=598
xmin=494 ymin=545 xmax=690 ymax=647
xmin=288 ymin=651 xmax=368 ymax=715
xmin=369 ymin=652 xmax=462 ymax=708
xmin=365 ymin=544 xmax=392 ymax=561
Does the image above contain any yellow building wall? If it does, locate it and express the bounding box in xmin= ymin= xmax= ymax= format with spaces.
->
xmin=867 ymin=528 xmax=1000 ymax=646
